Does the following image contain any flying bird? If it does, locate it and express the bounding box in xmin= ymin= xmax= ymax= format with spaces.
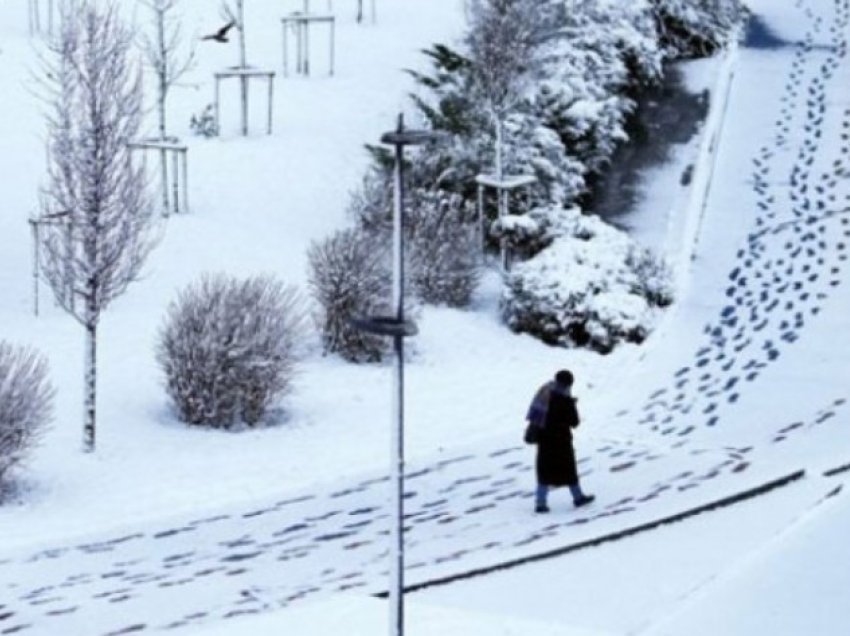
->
xmin=201 ymin=21 xmax=236 ymax=43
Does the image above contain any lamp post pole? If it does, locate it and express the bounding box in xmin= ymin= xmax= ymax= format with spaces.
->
xmin=388 ymin=112 xmax=407 ymax=636
xmin=352 ymin=114 xmax=444 ymax=636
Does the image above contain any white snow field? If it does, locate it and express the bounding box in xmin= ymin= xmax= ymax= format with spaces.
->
xmin=0 ymin=0 xmax=849 ymax=634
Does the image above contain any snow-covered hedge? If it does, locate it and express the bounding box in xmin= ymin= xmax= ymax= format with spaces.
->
xmin=158 ymin=275 xmax=305 ymax=428
xmin=501 ymin=207 xmax=673 ymax=353
xmin=0 ymin=342 xmax=54 ymax=485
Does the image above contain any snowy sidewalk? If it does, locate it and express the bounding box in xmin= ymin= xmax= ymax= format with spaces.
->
xmin=0 ymin=433 xmax=822 ymax=635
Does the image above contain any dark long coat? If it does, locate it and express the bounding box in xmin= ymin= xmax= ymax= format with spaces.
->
xmin=536 ymin=389 xmax=580 ymax=486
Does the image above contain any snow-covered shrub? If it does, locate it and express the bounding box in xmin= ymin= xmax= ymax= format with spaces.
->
xmin=627 ymin=245 xmax=675 ymax=307
xmin=158 ymin=274 xmax=305 ymax=428
xmin=649 ymin=0 xmax=747 ymax=58
xmin=347 ymin=171 xmax=481 ymax=308
xmin=501 ymin=207 xmax=674 ymax=352
xmin=189 ymin=103 xmax=218 ymax=138
xmin=490 ymin=213 xmax=544 ymax=258
xmin=0 ymin=342 xmax=54 ymax=484
xmin=346 ymin=169 xmax=396 ymax=237
xmin=406 ymin=189 xmax=482 ymax=307
xmin=490 ymin=204 xmax=602 ymax=260
xmin=307 ymin=228 xmax=392 ymax=362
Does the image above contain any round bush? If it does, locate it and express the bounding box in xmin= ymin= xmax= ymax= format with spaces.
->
xmin=0 ymin=342 xmax=54 ymax=484
xmin=158 ymin=274 xmax=306 ymax=428
xmin=501 ymin=208 xmax=673 ymax=353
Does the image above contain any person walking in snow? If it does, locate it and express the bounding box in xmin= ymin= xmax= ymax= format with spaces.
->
xmin=527 ymin=369 xmax=594 ymax=513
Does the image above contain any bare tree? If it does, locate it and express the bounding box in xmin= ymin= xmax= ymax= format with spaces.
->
xmin=219 ymin=0 xmax=248 ymax=135
xmin=465 ymin=0 xmax=542 ymax=180
xmin=39 ymin=0 xmax=158 ymax=452
xmin=139 ymin=0 xmax=195 ymax=211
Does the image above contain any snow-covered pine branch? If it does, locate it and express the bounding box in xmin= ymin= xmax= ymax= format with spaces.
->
xmin=649 ymin=0 xmax=747 ymax=58
xmin=38 ymin=0 xmax=158 ymax=452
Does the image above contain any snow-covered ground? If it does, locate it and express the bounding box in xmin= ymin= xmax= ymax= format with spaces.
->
xmin=0 ymin=0 xmax=849 ymax=634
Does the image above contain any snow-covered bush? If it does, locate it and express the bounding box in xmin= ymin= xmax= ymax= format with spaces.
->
xmin=490 ymin=213 xmax=544 ymax=261
xmin=649 ymin=0 xmax=747 ymax=58
xmin=347 ymin=170 xmax=481 ymax=308
xmin=627 ymin=245 xmax=676 ymax=307
xmin=501 ymin=207 xmax=674 ymax=352
xmin=158 ymin=274 xmax=305 ymax=428
xmin=406 ymin=189 xmax=482 ymax=307
xmin=307 ymin=228 xmax=392 ymax=362
xmin=189 ymin=103 xmax=218 ymax=138
xmin=0 ymin=342 xmax=54 ymax=484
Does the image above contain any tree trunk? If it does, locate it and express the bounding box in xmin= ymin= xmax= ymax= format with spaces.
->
xmin=158 ymin=95 xmax=169 ymax=214
xmin=237 ymin=0 xmax=246 ymax=67
xmin=64 ymin=221 xmax=75 ymax=312
xmin=83 ymin=318 xmax=97 ymax=452
xmin=240 ymin=77 xmax=248 ymax=136
xmin=495 ymin=117 xmax=508 ymax=271
xmin=357 ymin=0 xmax=363 ymax=23
xmin=237 ymin=0 xmax=248 ymax=135
xmin=495 ymin=116 xmax=503 ymax=181
xmin=157 ymin=8 xmax=170 ymax=213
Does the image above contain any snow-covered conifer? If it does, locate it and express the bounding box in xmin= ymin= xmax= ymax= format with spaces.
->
xmin=649 ymin=0 xmax=747 ymax=57
xmin=158 ymin=275 xmax=306 ymax=428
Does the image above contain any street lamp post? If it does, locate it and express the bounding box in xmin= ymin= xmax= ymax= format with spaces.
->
xmin=351 ymin=113 xmax=444 ymax=636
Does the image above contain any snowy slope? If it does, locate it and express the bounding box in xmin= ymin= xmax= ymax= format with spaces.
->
xmin=642 ymin=483 xmax=850 ymax=636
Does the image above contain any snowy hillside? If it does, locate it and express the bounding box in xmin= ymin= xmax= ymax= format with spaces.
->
xmin=0 ymin=0 xmax=848 ymax=635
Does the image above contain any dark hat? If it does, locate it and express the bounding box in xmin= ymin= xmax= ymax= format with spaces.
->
xmin=555 ymin=369 xmax=574 ymax=386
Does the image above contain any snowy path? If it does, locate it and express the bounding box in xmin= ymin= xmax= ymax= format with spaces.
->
xmin=2 ymin=0 xmax=850 ymax=634
xmin=0 ymin=435 xmax=823 ymax=636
